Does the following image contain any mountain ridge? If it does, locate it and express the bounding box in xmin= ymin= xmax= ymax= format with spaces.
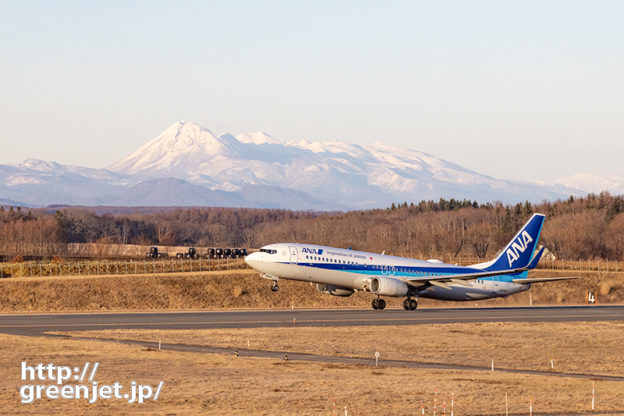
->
xmin=0 ymin=120 xmax=616 ymax=209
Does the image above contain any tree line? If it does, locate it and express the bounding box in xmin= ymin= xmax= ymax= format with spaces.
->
xmin=1 ymin=192 xmax=624 ymax=260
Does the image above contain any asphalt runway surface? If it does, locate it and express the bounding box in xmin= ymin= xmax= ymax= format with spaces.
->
xmin=1 ymin=305 xmax=622 ymax=336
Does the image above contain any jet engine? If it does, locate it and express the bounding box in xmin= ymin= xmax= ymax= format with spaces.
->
xmin=316 ymin=283 xmax=355 ymax=297
xmin=370 ymin=276 xmax=409 ymax=297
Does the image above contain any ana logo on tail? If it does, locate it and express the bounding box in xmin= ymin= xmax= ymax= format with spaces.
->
xmin=506 ymin=230 xmax=534 ymax=267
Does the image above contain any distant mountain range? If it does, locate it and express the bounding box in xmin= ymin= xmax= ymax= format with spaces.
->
xmin=1 ymin=121 xmax=620 ymax=210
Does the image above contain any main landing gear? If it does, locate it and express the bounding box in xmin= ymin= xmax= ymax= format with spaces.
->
xmin=371 ymin=298 xmax=417 ymax=310
xmin=403 ymin=298 xmax=418 ymax=311
xmin=371 ymin=298 xmax=386 ymax=310
xmin=270 ymin=282 xmax=280 ymax=292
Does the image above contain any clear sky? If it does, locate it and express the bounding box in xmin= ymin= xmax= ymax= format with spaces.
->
xmin=1 ymin=1 xmax=623 ymax=181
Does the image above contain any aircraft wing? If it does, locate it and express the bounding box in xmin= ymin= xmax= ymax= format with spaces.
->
xmin=404 ymin=266 xmax=530 ymax=287
xmin=404 ymin=246 xmax=547 ymax=288
xmin=512 ymin=276 xmax=581 ymax=284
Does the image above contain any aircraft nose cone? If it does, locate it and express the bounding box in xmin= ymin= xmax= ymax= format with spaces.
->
xmin=245 ymin=252 xmax=262 ymax=270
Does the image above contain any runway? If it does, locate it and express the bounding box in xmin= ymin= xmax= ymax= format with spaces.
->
xmin=1 ymin=305 xmax=622 ymax=336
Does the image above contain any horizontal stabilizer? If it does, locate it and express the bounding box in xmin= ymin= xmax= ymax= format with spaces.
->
xmin=512 ymin=276 xmax=581 ymax=284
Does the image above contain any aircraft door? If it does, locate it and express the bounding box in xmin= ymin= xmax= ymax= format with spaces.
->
xmin=289 ymin=246 xmax=298 ymax=264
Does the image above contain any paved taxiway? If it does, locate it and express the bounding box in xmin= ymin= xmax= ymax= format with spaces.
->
xmin=1 ymin=305 xmax=622 ymax=336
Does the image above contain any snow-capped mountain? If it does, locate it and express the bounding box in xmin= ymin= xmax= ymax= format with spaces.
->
xmin=0 ymin=159 xmax=129 ymax=206
xmin=0 ymin=120 xmax=609 ymax=209
xmin=554 ymin=173 xmax=624 ymax=195
xmin=106 ymin=120 xmax=582 ymax=208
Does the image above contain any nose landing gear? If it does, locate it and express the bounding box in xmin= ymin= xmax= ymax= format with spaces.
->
xmin=371 ymin=297 xmax=386 ymax=310
xmin=402 ymin=298 xmax=418 ymax=310
xmin=260 ymin=273 xmax=280 ymax=293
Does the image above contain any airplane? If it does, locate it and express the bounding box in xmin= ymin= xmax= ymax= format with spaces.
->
xmin=244 ymin=213 xmax=579 ymax=310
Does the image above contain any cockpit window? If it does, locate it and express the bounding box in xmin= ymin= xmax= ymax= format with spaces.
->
xmin=259 ymin=248 xmax=277 ymax=254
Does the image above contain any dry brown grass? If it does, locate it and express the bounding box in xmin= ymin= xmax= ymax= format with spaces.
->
xmin=66 ymin=321 xmax=624 ymax=377
xmin=1 ymin=322 xmax=623 ymax=415
xmin=0 ymin=267 xmax=622 ymax=312
xmin=0 ymin=257 xmax=247 ymax=278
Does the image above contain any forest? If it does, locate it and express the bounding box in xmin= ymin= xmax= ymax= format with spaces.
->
xmin=1 ymin=192 xmax=624 ymax=261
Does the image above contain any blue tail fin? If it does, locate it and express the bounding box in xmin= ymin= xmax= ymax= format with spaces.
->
xmin=484 ymin=213 xmax=545 ymax=272
xmin=526 ymin=246 xmax=545 ymax=270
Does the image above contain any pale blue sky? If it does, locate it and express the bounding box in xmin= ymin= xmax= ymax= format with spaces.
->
xmin=1 ymin=1 xmax=623 ymax=181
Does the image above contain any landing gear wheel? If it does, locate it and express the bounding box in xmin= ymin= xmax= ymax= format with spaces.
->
xmin=403 ymin=299 xmax=410 ymax=310
xmin=408 ymin=299 xmax=418 ymax=310
xmin=377 ymin=299 xmax=386 ymax=310
xmin=371 ymin=299 xmax=379 ymax=310
xmin=271 ymin=283 xmax=280 ymax=292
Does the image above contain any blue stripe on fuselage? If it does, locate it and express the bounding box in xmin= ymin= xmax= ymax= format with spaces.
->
xmin=281 ymin=262 xmax=527 ymax=282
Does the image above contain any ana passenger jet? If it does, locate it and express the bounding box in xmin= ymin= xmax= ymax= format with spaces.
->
xmin=245 ymin=213 xmax=579 ymax=310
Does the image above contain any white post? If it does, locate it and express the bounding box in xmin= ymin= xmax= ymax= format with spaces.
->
xmin=451 ymin=392 xmax=454 ymax=416
xmin=158 ymin=339 xmax=161 ymax=350
xmin=375 ymin=351 xmax=380 ymax=367
xmin=529 ymin=397 xmax=533 ymax=416
xmin=505 ymin=393 xmax=508 ymax=416
xmin=344 ymin=406 xmax=347 ymax=416
xmin=247 ymin=338 xmax=250 ymax=348
xmin=592 ymin=381 xmax=595 ymax=410
xmin=491 ymin=359 xmax=494 ymax=372
xmin=550 ymin=358 xmax=554 ymax=369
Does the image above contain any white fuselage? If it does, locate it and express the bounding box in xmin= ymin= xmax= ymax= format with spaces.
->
xmin=245 ymin=243 xmax=530 ymax=301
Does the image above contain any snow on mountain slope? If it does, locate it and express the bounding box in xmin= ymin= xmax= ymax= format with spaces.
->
xmin=108 ymin=121 xmax=242 ymax=177
xmin=107 ymin=120 xmax=581 ymax=207
xmin=1 ymin=120 xmax=610 ymax=209
xmin=235 ymin=131 xmax=283 ymax=145
xmin=3 ymin=159 xmax=126 ymax=184
xmin=0 ymin=159 xmax=129 ymax=206
xmin=554 ymin=173 xmax=624 ymax=195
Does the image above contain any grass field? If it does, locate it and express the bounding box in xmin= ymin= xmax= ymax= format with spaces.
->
xmin=70 ymin=321 xmax=624 ymax=376
xmin=0 ymin=266 xmax=622 ymax=312
xmin=1 ymin=321 xmax=623 ymax=415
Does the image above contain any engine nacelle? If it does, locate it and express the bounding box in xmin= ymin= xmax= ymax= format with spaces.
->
xmin=316 ymin=283 xmax=354 ymax=297
xmin=370 ymin=276 xmax=409 ymax=297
